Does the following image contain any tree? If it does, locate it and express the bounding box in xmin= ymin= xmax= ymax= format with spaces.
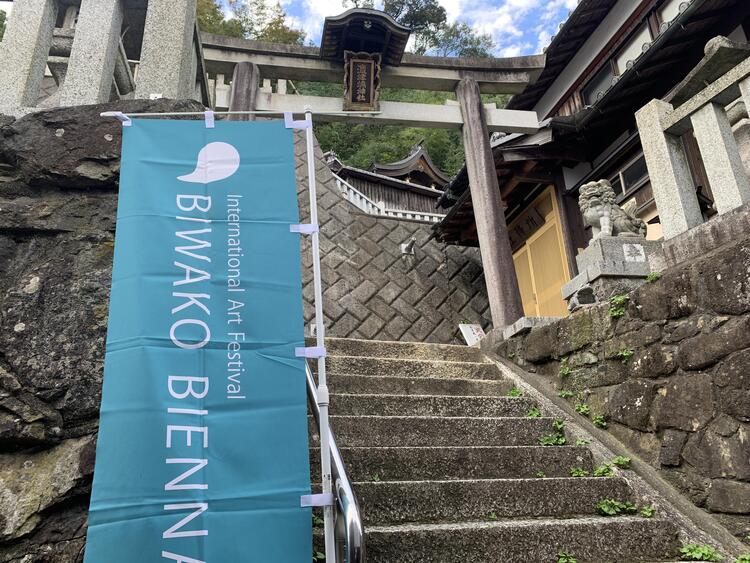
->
xmin=229 ymin=0 xmax=305 ymax=45
xmin=197 ymin=0 xmax=244 ymax=37
xmin=0 ymin=10 xmax=6 ymax=42
xmin=429 ymin=22 xmax=495 ymax=58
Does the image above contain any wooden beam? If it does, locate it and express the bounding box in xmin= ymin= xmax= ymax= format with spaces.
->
xmin=456 ymin=77 xmax=524 ymax=327
xmin=252 ymin=92 xmax=540 ymax=133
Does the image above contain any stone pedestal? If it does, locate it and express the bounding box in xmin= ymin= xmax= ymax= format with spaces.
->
xmin=562 ymin=236 xmax=664 ymax=308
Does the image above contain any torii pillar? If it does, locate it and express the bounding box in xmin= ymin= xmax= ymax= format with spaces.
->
xmin=456 ymin=77 xmax=524 ymax=328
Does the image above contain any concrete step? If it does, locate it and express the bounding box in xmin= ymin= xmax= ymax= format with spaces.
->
xmin=355 ymin=477 xmax=632 ymax=525
xmin=329 ymin=393 xmax=538 ymax=417
xmin=313 ymin=416 xmax=559 ymax=447
xmin=310 ymin=446 xmax=594 ymax=481
xmin=328 ymin=374 xmax=514 ymax=396
xmin=363 ymin=516 xmax=680 ymax=563
xmin=321 ymin=337 xmax=487 ymax=363
xmin=326 ymin=355 xmax=501 ymax=380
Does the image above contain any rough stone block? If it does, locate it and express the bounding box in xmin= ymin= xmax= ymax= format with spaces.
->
xmin=653 ymin=373 xmax=714 ymax=432
xmin=714 ymin=348 xmax=750 ymax=422
xmin=607 ymin=379 xmax=658 ymax=431
xmin=682 ymin=422 xmax=750 ymax=481
xmin=707 ymin=480 xmax=750 ymax=514
xmin=502 ymin=316 xmax=560 ymax=340
xmin=659 ymin=429 xmax=688 ymax=467
xmin=678 ymin=316 xmax=750 ymax=370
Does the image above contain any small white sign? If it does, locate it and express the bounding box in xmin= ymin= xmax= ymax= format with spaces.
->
xmin=459 ymin=324 xmax=485 ymax=346
xmin=623 ymin=243 xmax=646 ymax=263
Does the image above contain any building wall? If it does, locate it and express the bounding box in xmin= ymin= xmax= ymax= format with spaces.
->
xmin=346 ymin=175 xmax=441 ymax=214
xmin=491 ymin=233 xmax=750 ymax=540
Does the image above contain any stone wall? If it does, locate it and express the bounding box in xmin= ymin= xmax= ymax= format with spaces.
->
xmin=0 ymin=101 xmax=489 ymax=560
xmin=294 ymin=132 xmax=491 ymax=343
xmin=492 ymin=233 xmax=750 ymax=541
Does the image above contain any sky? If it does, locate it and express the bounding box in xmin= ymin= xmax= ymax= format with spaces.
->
xmin=0 ymin=0 xmax=577 ymax=57
xmin=225 ymin=0 xmax=578 ymax=57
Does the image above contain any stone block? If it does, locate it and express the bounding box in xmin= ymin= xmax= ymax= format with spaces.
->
xmin=522 ymin=323 xmax=558 ymax=363
xmin=607 ymin=379 xmax=659 ymax=431
xmin=659 ymin=429 xmax=688 ymax=467
xmin=682 ymin=422 xmax=750 ymax=481
xmin=502 ymin=316 xmax=560 ymax=340
xmin=631 ymin=344 xmax=677 ymax=378
xmin=714 ymin=348 xmax=750 ymax=422
xmin=678 ymin=316 xmax=750 ymax=370
xmin=575 ymin=235 xmax=664 ymax=274
xmin=653 ymin=373 xmax=714 ymax=432
xmin=707 ymin=480 xmax=750 ymax=514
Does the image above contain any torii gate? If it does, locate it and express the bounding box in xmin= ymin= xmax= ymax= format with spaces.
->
xmin=202 ymin=8 xmax=545 ymax=328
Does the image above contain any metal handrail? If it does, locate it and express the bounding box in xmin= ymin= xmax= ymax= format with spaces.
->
xmin=306 ymin=363 xmax=365 ymax=563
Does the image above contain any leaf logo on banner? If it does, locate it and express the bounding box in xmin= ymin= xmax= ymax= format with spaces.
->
xmin=178 ymin=142 xmax=241 ymax=184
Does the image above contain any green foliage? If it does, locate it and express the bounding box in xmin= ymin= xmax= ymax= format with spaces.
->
xmin=526 ymin=407 xmax=542 ymax=418
xmin=609 ymin=294 xmax=630 ymax=319
xmin=371 ymin=474 xmax=381 ymax=482
xmin=640 ymin=505 xmax=655 ymax=518
xmin=612 ymin=456 xmax=631 ymax=469
xmin=569 ymin=467 xmax=590 ymax=477
xmin=575 ymin=438 xmax=591 ymax=446
xmin=312 ymin=513 xmax=324 ymax=527
xmin=596 ymin=498 xmax=637 ymax=516
xmin=559 ymin=357 xmax=572 ymax=377
xmin=535 ymin=470 xmax=546 ymax=478
xmin=428 ymin=22 xmax=495 ymax=57
xmin=487 ymin=511 xmax=498 ymax=520
xmin=558 ymin=552 xmax=578 ymax=563
xmin=575 ymin=402 xmax=590 ymax=417
xmin=0 ymin=10 xmax=6 ymax=42
xmin=507 ymin=387 xmax=523 ymax=398
xmin=646 ymin=271 xmax=662 ymax=283
xmin=312 ymin=551 xmax=326 ymax=562
xmin=616 ymin=349 xmax=634 ymax=363
xmin=223 ymin=0 xmax=306 ymax=44
xmin=679 ymin=543 xmax=724 ymax=561
xmin=539 ymin=419 xmax=566 ymax=446
xmin=592 ymin=415 xmax=608 ymax=429
xmin=735 ymin=554 xmax=750 ymax=563
xmin=558 ymin=390 xmax=574 ymax=399
xmin=593 ymin=463 xmax=614 ymax=477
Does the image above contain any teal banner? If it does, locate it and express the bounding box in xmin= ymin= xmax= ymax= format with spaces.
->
xmin=85 ymin=119 xmax=311 ymax=562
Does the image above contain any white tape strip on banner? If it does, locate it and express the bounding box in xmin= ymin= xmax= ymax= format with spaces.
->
xmin=290 ymin=223 xmax=319 ymax=235
xmin=295 ymin=346 xmax=326 ymax=359
xmin=204 ymin=110 xmax=215 ymax=128
xmin=284 ymin=112 xmax=311 ymax=130
xmin=300 ymin=493 xmax=334 ymax=508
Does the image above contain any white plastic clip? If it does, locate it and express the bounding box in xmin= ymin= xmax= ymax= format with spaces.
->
xmin=300 ymin=493 xmax=334 ymax=508
xmin=101 ymin=111 xmax=132 ymax=127
xmin=290 ymin=223 xmax=319 ymax=235
xmin=284 ymin=111 xmax=311 ymax=130
xmin=295 ymin=346 xmax=326 ymax=359
xmin=204 ymin=110 xmax=215 ymax=129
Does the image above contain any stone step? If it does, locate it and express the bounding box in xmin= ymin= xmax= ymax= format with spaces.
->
xmin=363 ymin=516 xmax=680 ymax=563
xmin=328 ymin=374 xmax=514 ymax=396
xmin=326 ymin=355 xmax=501 ymax=380
xmin=310 ymin=446 xmax=594 ymax=481
xmin=354 ymin=477 xmax=632 ymax=525
xmin=321 ymin=337 xmax=488 ymax=363
xmin=312 ymin=416 xmax=558 ymax=447
xmin=329 ymin=393 xmax=537 ymax=417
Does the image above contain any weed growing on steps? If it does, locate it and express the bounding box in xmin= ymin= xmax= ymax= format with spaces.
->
xmin=507 ymin=387 xmax=523 ymax=397
xmin=678 ymin=543 xmax=723 ymax=561
xmin=535 ymin=470 xmax=546 ymax=478
xmin=596 ymin=498 xmax=637 ymax=516
xmin=640 ymin=505 xmax=655 ymax=518
xmin=593 ymin=463 xmax=614 ymax=477
xmin=646 ymin=271 xmax=662 ymax=283
xmin=312 ymin=551 xmax=326 ymax=561
xmin=559 ymin=357 xmax=572 ymax=378
xmin=487 ymin=511 xmax=498 ymax=520
xmin=616 ymin=348 xmax=634 ymax=363
xmin=570 ymin=467 xmax=590 ymax=477
xmin=575 ymin=438 xmax=590 ymax=446
xmin=609 ymin=294 xmax=630 ymax=319
xmin=736 ymin=555 xmax=750 ymax=563
xmin=526 ymin=407 xmax=542 ymax=418
xmin=612 ymin=456 xmax=631 ymax=469
xmin=558 ymin=390 xmax=574 ymax=399
xmin=371 ymin=474 xmax=381 ymax=482
xmin=539 ymin=419 xmax=567 ymax=446
xmin=575 ymin=402 xmax=590 ymax=417
xmin=592 ymin=415 xmax=608 ymax=429
xmin=557 ymin=551 xmax=578 ymax=563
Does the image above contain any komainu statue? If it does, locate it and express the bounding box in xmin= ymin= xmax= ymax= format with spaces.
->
xmin=579 ymin=180 xmax=647 ymax=240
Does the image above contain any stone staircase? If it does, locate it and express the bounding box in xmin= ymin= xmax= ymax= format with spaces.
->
xmin=311 ymin=338 xmax=683 ymax=563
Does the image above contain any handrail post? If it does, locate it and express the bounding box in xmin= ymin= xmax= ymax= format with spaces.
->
xmin=304 ymin=107 xmax=336 ymax=562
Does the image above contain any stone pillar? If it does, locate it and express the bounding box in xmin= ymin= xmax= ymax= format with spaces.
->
xmin=228 ymin=62 xmax=260 ymax=121
xmin=456 ymin=77 xmax=524 ymax=328
xmin=0 ymin=0 xmax=58 ymax=109
xmin=59 ymin=0 xmax=124 ymax=106
xmin=636 ymin=99 xmax=704 ymax=239
xmin=690 ymin=102 xmax=750 ymax=214
xmin=135 ymin=0 xmax=197 ymax=100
